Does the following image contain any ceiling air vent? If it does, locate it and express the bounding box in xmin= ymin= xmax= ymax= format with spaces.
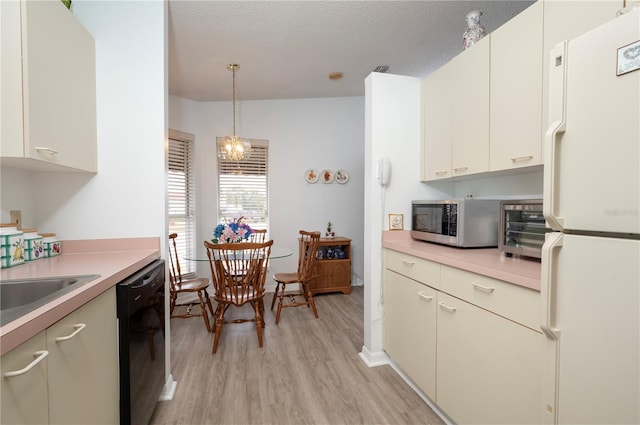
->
xmin=373 ymin=65 xmax=390 ymax=73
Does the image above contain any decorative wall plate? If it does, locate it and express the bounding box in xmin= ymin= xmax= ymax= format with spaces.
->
xmin=321 ymin=169 xmax=334 ymax=184
xmin=305 ymin=169 xmax=319 ymax=183
xmin=335 ymin=169 xmax=349 ymax=184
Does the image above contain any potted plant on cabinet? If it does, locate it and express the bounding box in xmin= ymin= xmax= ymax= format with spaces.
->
xmin=326 ymin=222 xmax=335 ymax=238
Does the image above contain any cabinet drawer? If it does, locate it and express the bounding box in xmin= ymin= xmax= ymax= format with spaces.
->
xmin=440 ymin=265 xmax=540 ymax=330
xmin=384 ymin=249 xmax=440 ymax=288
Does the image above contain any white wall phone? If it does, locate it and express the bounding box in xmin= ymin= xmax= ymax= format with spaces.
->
xmin=377 ymin=157 xmax=391 ymax=186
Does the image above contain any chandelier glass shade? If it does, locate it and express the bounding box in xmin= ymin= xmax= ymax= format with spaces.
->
xmin=217 ymin=64 xmax=250 ymax=161
xmin=219 ymin=135 xmax=250 ymax=161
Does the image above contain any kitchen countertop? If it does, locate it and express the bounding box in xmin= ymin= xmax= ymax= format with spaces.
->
xmin=0 ymin=237 xmax=160 ymax=356
xmin=382 ymin=231 xmax=541 ymax=291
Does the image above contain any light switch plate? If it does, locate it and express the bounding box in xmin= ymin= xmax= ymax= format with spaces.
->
xmin=10 ymin=210 xmax=21 ymax=230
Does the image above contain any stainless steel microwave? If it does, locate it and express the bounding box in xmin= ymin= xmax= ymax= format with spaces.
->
xmin=499 ymin=199 xmax=551 ymax=259
xmin=411 ymin=199 xmax=500 ymax=248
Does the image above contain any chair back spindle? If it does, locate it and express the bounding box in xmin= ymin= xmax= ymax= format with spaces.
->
xmin=168 ymin=233 xmax=185 ymax=289
xmin=249 ymin=228 xmax=268 ymax=243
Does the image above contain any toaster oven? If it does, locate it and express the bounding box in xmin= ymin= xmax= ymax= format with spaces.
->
xmin=499 ymin=199 xmax=551 ymax=259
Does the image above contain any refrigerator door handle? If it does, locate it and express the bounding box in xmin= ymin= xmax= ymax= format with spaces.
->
xmin=543 ymin=41 xmax=568 ymax=231
xmin=541 ymin=231 xmax=563 ymax=338
xmin=541 ymin=231 xmax=563 ymax=425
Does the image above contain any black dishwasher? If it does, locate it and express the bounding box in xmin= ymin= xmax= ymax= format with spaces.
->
xmin=117 ymin=259 xmax=166 ymax=425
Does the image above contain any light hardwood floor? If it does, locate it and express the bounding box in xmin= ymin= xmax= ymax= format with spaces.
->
xmin=150 ymin=286 xmax=444 ymax=425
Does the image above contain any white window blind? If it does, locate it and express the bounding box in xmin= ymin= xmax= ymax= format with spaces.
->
xmin=217 ymin=139 xmax=269 ymax=232
xmin=168 ymin=136 xmax=196 ymax=275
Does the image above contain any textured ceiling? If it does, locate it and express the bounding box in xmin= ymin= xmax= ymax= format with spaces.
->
xmin=168 ymin=0 xmax=534 ymax=101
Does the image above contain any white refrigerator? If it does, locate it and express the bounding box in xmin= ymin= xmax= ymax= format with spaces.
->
xmin=541 ymin=7 xmax=639 ymax=425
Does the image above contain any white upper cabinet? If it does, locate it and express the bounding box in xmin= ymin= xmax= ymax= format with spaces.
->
xmin=450 ymin=36 xmax=490 ymax=177
xmin=421 ymin=65 xmax=452 ymax=180
xmin=422 ymin=0 xmax=626 ymax=181
xmin=1 ymin=0 xmax=97 ymax=172
xmin=421 ymin=36 xmax=490 ymax=180
xmin=489 ymin=2 xmax=543 ymax=171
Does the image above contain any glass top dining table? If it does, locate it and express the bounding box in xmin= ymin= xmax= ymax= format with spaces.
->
xmin=184 ymin=246 xmax=293 ymax=262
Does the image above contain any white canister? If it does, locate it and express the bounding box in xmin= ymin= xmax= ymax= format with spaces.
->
xmin=39 ymin=233 xmax=61 ymax=257
xmin=23 ymin=228 xmax=44 ymax=261
xmin=1 ymin=223 xmax=25 ymax=268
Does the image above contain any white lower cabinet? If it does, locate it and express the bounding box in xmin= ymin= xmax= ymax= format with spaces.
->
xmin=383 ymin=249 xmax=543 ymax=424
xmin=1 ymin=287 xmax=119 ymax=424
xmin=436 ymin=292 xmax=543 ymax=424
xmin=47 ymin=287 xmax=119 ymax=424
xmin=1 ymin=331 xmax=49 ymax=425
xmin=383 ymin=270 xmax=437 ymax=400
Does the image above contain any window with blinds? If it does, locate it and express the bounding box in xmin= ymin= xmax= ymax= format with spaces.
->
xmin=217 ymin=138 xmax=269 ymax=233
xmin=168 ymin=136 xmax=196 ymax=275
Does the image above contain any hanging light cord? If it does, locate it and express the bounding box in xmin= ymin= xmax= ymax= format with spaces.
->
xmin=229 ymin=64 xmax=238 ymax=138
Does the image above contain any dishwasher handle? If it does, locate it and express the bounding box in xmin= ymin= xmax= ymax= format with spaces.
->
xmin=126 ymin=260 xmax=165 ymax=290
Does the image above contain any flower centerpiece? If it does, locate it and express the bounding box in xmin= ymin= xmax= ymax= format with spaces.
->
xmin=212 ymin=216 xmax=254 ymax=243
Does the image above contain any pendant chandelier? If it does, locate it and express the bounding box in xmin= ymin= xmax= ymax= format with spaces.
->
xmin=218 ymin=64 xmax=251 ymax=161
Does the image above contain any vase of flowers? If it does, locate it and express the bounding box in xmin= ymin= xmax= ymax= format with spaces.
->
xmin=212 ymin=216 xmax=254 ymax=243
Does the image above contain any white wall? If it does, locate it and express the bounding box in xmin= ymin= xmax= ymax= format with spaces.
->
xmin=169 ymin=95 xmax=366 ymax=285
xmin=362 ymin=72 xmax=452 ymax=364
xmin=29 ymin=1 xmax=167 ymax=243
xmin=0 ymin=2 xmax=167 ymax=242
xmin=0 ymin=168 xmax=36 ymax=227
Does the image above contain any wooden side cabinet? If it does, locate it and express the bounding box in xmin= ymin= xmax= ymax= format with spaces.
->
xmin=309 ymin=237 xmax=352 ymax=295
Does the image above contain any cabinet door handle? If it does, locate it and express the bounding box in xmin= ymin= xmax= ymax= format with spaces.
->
xmin=418 ymin=292 xmax=433 ymax=301
xmin=453 ymin=166 xmax=468 ymax=173
xmin=435 ymin=170 xmax=448 ymax=176
xmin=34 ymin=147 xmax=59 ymax=155
xmin=472 ymin=282 xmax=495 ymax=293
xmin=510 ymin=155 xmax=534 ymax=162
xmin=4 ymin=350 xmax=49 ymax=378
xmin=401 ymin=260 xmax=415 ymax=267
xmin=438 ymin=302 xmax=457 ymax=313
xmin=55 ymin=323 xmax=86 ymax=342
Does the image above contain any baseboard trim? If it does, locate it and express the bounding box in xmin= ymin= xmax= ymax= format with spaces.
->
xmin=358 ymin=346 xmax=389 ymax=367
xmin=386 ymin=359 xmax=453 ymax=425
xmin=158 ymin=374 xmax=177 ymax=401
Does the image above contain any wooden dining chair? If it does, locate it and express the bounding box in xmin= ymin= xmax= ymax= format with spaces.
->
xmin=204 ymin=239 xmax=273 ymax=354
xmin=249 ymin=228 xmax=267 ymax=243
xmin=271 ymin=230 xmax=321 ymax=325
xmin=168 ymin=233 xmax=215 ymax=332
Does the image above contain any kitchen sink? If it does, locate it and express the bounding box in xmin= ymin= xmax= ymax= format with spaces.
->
xmin=0 ymin=274 xmax=100 ymax=326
